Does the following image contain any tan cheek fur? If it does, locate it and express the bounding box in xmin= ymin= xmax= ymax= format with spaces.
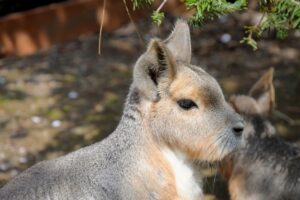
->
xmin=219 ymin=156 xmax=234 ymax=181
xmin=148 ymin=75 xmax=229 ymax=161
xmin=168 ymin=74 xmax=206 ymax=108
xmin=167 ymin=134 xmax=224 ymax=161
xmin=150 ymin=99 xmax=225 ymax=161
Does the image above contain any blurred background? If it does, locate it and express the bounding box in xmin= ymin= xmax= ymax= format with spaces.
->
xmin=0 ymin=0 xmax=299 ymax=199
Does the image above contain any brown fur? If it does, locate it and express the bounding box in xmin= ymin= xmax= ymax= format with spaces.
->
xmin=228 ymin=172 xmax=247 ymax=200
xmin=169 ymin=73 xmax=211 ymax=108
xmin=144 ymin=143 xmax=180 ymax=200
xmin=219 ymin=155 xmax=234 ymax=181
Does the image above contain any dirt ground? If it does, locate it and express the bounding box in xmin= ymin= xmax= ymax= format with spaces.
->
xmin=0 ymin=12 xmax=299 ymax=199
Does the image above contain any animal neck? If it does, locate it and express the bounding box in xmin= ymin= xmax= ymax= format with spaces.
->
xmin=112 ymin=88 xmax=145 ymax=139
xmin=161 ymin=148 xmax=203 ymax=200
xmin=114 ymin=89 xmax=204 ymax=200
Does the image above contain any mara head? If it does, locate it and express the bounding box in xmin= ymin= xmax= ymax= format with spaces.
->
xmin=229 ymin=68 xmax=276 ymax=142
xmin=128 ymin=20 xmax=244 ymax=161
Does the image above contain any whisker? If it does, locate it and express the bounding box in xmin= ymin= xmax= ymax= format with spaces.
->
xmin=210 ymin=134 xmax=231 ymax=193
xmin=206 ymin=134 xmax=226 ymax=160
xmin=212 ymin=160 xmax=221 ymax=192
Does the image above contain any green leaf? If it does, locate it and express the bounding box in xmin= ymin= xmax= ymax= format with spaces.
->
xmin=276 ymin=28 xmax=288 ymax=39
xmin=132 ymin=0 xmax=154 ymax=10
xmin=240 ymin=37 xmax=258 ymax=50
xmin=151 ymin=11 xmax=165 ymax=26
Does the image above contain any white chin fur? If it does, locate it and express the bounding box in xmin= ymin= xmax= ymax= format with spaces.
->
xmin=162 ymin=148 xmax=204 ymax=200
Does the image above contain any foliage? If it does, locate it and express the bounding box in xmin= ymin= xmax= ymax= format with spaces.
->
xmin=151 ymin=11 xmax=165 ymax=25
xmin=241 ymin=0 xmax=300 ymax=49
xmin=184 ymin=0 xmax=247 ymax=26
xmin=132 ymin=0 xmax=154 ymax=9
xmin=132 ymin=0 xmax=300 ymax=50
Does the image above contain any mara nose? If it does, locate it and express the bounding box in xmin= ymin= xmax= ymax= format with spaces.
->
xmin=232 ymin=121 xmax=244 ymax=137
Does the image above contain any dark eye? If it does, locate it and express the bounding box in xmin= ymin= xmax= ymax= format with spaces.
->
xmin=177 ymin=99 xmax=198 ymax=110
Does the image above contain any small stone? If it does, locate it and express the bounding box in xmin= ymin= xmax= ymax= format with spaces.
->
xmin=0 ymin=153 xmax=6 ymax=160
xmin=19 ymin=156 xmax=28 ymax=164
xmin=68 ymin=91 xmax=78 ymax=99
xmin=18 ymin=147 xmax=27 ymax=155
xmin=0 ymin=161 xmax=11 ymax=172
xmin=51 ymin=120 xmax=62 ymax=128
xmin=220 ymin=33 xmax=232 ymax=43
xmin=31 ymin=116 xmax=41 ymax=124
xmin=10 ymin=169 xmax=19 ymax=177
xmin=0 ymin=76 xmax=6 ymax=85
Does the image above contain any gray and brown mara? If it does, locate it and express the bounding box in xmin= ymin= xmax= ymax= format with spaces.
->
xmin=221 ymin=68 xmax=300 ymax=200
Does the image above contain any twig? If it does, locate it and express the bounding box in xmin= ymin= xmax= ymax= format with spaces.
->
xmin=242 ymin=12 xmax=266 ymax=49
xmin=156 ymin=0 xmax=168 ymax=13
xmin=122 ymin=0 xmax=144 ymax=45
xmin=249 ymin=12 xmax=266 ymax=38
xmin=257 ymin=12 xmax=266 ymax=27
xmin=98 ymin=0 xmax=107 ymax=55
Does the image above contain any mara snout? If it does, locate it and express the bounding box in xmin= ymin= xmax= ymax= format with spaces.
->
xmin=149 ymin=67 xmax=245 ymax=161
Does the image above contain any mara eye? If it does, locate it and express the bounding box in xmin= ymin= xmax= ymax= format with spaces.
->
xmin=177 ymin=99 xmax=198 ymax=110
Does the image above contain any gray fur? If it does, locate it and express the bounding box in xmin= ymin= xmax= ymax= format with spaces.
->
xmin=230 ymin=114 xmax=300 ymax=200
xmin=0 ymin=120 xmax=143 ymax=199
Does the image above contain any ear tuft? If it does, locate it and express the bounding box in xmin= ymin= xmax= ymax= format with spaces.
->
xmin=165 ymin=19 xmax=191 ymax=63
xmin=133 ymin=39 xmax=177 ymax=102
xmin=146 ymin=39 xmax=176 ymax=83
xmin=249 ymin=68 xmax=275 ymax=116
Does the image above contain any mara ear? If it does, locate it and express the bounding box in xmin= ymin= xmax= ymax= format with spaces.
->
xmin=249 ymin=68 xmax=275 ymax=116
xmin=133 ymin=39 xmax=177 ymax=102
xmin=165 ymin=19 xmax=191 ymax=64
xmin=229 ymin=95 xmax=261 ymax=115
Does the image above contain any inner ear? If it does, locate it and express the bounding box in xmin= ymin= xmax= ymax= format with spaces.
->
xmin=133 ymin=39 xmax=177 ymax=102
xmin=147 ymin=42 xmax=176 ymax=85
xmin=148 ymin=65 xmax=158 ymax=85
